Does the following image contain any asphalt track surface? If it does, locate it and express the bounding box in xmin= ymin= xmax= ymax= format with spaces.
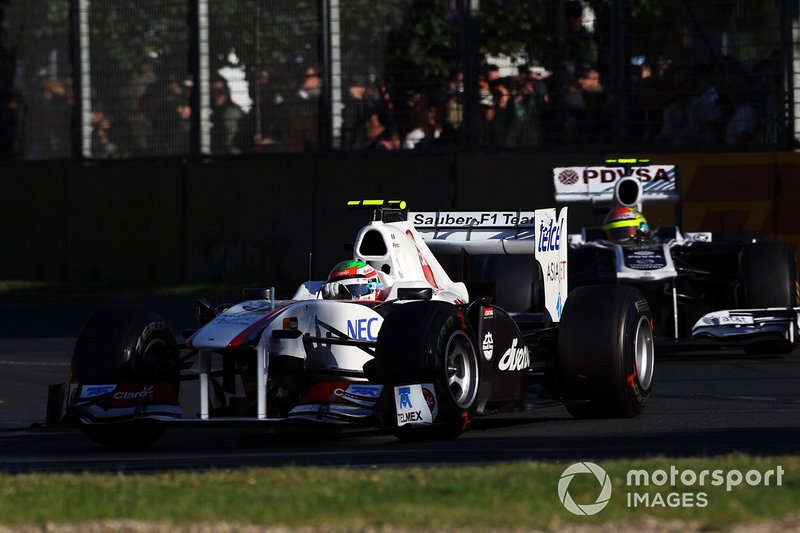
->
xmin=0 ymin=292 xmax=799 ymax=473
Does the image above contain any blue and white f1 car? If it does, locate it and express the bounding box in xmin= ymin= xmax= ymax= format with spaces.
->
xmin=50 ymin=200 xmax=655 ymax=447
xmin=555 ymin=160 xmax=799 ymax=354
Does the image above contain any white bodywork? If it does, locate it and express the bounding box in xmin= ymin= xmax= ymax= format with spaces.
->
xmin=186 ymin=206 xmax=568 ymax=420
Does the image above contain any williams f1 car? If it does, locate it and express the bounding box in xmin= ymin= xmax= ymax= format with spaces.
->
xmin=48 ymin=200 xmax=655 ymax=447
xmin=555 ymin=160 xmax=799 ymax=354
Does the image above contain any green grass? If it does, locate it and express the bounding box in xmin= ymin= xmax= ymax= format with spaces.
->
xmin=0 ymin=455 xmax=797 ymax=530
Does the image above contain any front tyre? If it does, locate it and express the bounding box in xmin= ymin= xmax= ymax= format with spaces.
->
xmin=740 ymin=242 xmax=798 ymax=355
xmin=372 ymin=302 xmax=479 ymax=440
xmin=558 ymin=285 xmax=655 ymax=418
xmin=70 ymin=306 xmax=179 ymax=448
xmin=71 ymin=306 xmax=180 ymax=384
xmin=740 ymin=241 xmax=797 ymax=309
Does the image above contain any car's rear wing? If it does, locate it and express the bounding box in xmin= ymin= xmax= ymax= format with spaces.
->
xmin=409 ymin=208 xmax=568 ymax=322
xmin=553 ymin=162 xmax=679 ymax=205
xmin=409 ymin=209 xmax=562 ymax=253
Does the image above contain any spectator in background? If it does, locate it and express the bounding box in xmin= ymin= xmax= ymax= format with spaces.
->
xmin=374 ymin=77 xmax=396 ymax=124
xmin=479 ymin=85 xmax=498 ymax=145
xmin=576 ymin=65 xmax=609 ymax=142
xmin=174 ymin=99 xmax=192 ymax=154
xmin=341 ymin=74 xmax=371 ymax=149
xmin=514 ymin=64 xmax=550 ymax=146
xmin=363 ymin=112 xmax=397 ymax=150
xmin=548 ymin=64 xmax=604 ymax=145
xmin=140 ymin=75 xmax=182 ymax=155
xmin=443 ymin=70 xmax=464 ymax=133
xmin=25 ymin=76 xmax=71 ymax=159
xmin=490 ymin=79 xmax=518 ymax=147
xmin=482 ymin=64 xmax=501 ymax=85
xmin=246 ymin=67 xmax=283 ymax=152
xmin=557 ymin=77 xmax=586 ymax=145
xmin=394 ymin=88 xmax=424 ymax=147
xmin=210 ymin=76 xmax=244 ymax=154
xmin=547 ymin=0 xmax=598 ymax=106
xmin=91 ymin=102 xmax=119 ymax=158
xmin=562 ymin=1 xmax=598 ymax=72
xmin=403 ymin=101 xmax=444 ymax=149
xmin=282 ymin=65 xmax=322 ymax=152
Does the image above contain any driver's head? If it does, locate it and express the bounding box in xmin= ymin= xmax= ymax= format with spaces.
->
xmin=322 ymin=260 xmax=384 ymax=300
xmin=602 ymin=207 xmax=650 ymax=243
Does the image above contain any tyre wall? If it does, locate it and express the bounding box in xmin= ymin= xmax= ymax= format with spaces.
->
xmin=0 ymin=152 xmax=797 ymax=290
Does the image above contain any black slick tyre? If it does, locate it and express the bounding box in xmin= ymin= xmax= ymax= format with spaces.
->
xmin=372 ymin=301 xmax=479 ymax=440
xmin=740 ymin=242 xmax=797 ymax=308
xmin=71 ymin=306 xmax=179 ymax=448
xmin=740 ymin=242 xmax=798 ymax=355
xmin=557 ymin=285 xmax=655 ymax=418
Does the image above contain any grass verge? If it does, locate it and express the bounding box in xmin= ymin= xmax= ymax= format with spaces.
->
xmin=0 ymin=455 xmax=797 ymax=530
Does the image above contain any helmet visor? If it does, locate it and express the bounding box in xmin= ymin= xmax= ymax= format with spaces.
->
xmin=606 ymin=224 xmax=639 ymax=243
xmin=342 ymin=280 xmax=382 ymax=299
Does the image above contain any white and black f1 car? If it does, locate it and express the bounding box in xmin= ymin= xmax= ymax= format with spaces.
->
xmin=48 ymin=200 xmax=655 ymax=447
xmin=555 ymin=160 xmax=800 ymax=354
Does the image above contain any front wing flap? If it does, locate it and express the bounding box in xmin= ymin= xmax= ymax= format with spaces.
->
xmin=691 ymin=307 xmax=799 ymax=345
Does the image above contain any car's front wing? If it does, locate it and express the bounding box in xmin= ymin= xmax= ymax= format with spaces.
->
xmin=690 ymin=307 xmax=799 ymax=346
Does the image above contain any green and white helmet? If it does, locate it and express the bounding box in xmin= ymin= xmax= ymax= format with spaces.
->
xmin=323 ymin=259 xmax=384 ymax=300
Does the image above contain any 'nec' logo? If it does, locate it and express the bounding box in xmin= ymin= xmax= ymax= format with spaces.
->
xmin=347 ymin=318 xmax=378 ymax=341
xmin=398 ymin=387 xmax=413 ymax=408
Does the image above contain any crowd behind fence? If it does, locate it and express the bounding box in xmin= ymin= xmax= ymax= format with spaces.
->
xmin=0 ymin=0 xmax=795 ymax=161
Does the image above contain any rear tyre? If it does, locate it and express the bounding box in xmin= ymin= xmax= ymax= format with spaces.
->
xmin=740 ymin=242 xmax=798 ymax=355
xmin=372 ymin=302 xmax=479 ymax=440
xmin=557 ymin=285 xmax=655 ymax=418
xmin=71 ymin=306 xmax=179 ymax=448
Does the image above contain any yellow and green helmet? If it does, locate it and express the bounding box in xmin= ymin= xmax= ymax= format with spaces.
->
xmin=602 ymin=207 xmax=650 ymax=243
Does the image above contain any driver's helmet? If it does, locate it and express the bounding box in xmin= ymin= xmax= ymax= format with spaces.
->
xmin=602 ymin=206 xmax=650 ymax=243
xmin=321 ymin=259 xmax=385 ymax=300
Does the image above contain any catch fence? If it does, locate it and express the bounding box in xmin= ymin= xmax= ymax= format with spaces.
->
xmin=0 ymin=0 xmax=796 ymax=160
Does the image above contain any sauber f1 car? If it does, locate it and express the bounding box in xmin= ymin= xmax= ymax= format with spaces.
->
xmin=554 ymin=160 xmax=800 ymax=354
xmin=48 ymin=201 xmax=655 ymax=447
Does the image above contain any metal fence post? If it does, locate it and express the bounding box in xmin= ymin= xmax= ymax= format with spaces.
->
xmin=785 ymin=0 xmax=799 ymax=148
xmin=317 ymin=0 xmax=335 ymax=151
xmin=460 ymin=0 xmax=481 ymax=148
xmin=189 ymin=0 xmax=211 ymax=156
xmin=71 ymin=0 xmax=92 ymax=159
xmin=611 ymin=0 xmax=629 ymax=147
xmin=329 ymin=0 xmax=343 ymax=150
